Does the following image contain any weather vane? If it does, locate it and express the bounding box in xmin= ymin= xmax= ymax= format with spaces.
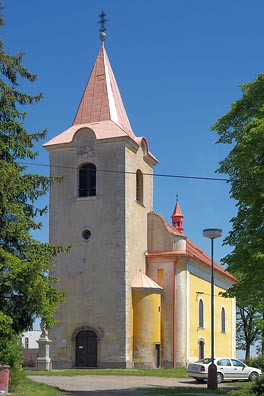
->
xmin=98 ymin=10 xmax=107 ymax=42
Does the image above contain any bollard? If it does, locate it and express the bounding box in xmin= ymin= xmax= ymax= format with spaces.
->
xmin=0 ymin=365 xmax=9 ymax=394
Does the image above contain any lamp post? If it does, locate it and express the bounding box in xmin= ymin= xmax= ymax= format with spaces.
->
xmin=203 ymin=228 xmax=222 ymax=390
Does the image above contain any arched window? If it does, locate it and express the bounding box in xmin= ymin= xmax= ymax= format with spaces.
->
xmin=79 ymin=163 xmax=96 ymax=197
xmin=198 ymin=299 xmax=204 ymax=328
xmin=221 ymin=307 xmax=226 ymax=333
xmin=136 ymin=169 xmax=143 ymax=204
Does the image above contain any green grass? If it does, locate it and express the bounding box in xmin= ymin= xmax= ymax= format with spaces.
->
xmin=18 ymin=368 xmax=245 ymax=396
xmin=12 ymin=371 xmax=61 ymax=396
xmin=26 ymin=367 xmax=188 ymax=378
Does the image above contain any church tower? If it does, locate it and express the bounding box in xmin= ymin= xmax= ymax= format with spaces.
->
xmin=44 ymin=17 xmax=158 ymax=368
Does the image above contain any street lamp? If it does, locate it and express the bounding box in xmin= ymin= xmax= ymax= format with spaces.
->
xmin=203 ymin=228 xmax=222 ymax=390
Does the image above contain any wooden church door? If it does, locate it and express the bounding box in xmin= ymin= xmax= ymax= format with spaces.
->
xmin=76 ymin=330 xmax=97 ymax=367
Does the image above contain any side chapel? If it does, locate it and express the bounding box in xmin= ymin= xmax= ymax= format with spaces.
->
xmin=44 ymin=22 xmax=237 ymax=369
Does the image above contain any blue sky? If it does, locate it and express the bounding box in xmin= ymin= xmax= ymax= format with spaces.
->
xmin=3 ymin=1 xmax=264 ymax=267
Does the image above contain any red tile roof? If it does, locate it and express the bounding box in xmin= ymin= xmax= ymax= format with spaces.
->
xmin=186 ymin=238 xmax=237 ymax=282
xmin=146 ymin=238 xmax=237 ymax=284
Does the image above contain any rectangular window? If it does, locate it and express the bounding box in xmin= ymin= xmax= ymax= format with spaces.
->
xmin=25 ymin=337 xmax=29 ymax=349
xmin=157 ymin=269 xmax=164 ymax=287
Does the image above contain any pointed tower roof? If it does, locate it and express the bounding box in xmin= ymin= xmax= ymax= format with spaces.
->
xmin=171 ymin=197 xmax=184 ymax=234
xmin=73 ymin=43 xmax=134 ymax=136
xmin=43 ymin=21 xmax=158 ymax=166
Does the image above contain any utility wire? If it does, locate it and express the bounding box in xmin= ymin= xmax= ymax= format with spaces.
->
xmin=19 ymin=161 xmax=229 ymax=182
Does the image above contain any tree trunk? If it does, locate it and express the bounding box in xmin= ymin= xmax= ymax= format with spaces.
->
xmin=245 ymin=343 xmax=251 ymax=361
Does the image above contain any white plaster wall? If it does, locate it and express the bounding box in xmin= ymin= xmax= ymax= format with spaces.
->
xmin=21 ymin=331 xmax=41 ymax=349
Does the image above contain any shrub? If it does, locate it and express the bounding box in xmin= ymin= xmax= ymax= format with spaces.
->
xmin=229 ymin=375 xmax=264 ymax=396
xmin=9 ymin=367 xmax=22 ymax=392
xmin=248 ymin=355 xmax=264 ymax=371
xmin=250 ymin=374 xmax=264 ymax=396
xmin=0 ymin=336 xmax=23 ymax=368
xmin=0 ymin=334 xmax=23 ymax=392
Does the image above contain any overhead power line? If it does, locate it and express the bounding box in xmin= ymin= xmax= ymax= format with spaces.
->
xmin=19 ymin=161 xmax=229 ymax=182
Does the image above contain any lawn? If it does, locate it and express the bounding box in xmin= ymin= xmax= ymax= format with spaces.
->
xmin=11 ymin=372 xmax=61 ymax=396
xmin=14 ymin=368 xmax=244 ymax=396
xmin=26 ymin=367 xmax=188 ymax=377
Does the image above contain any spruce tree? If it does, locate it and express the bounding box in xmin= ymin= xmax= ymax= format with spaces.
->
xmin=0 ymin=3 xmax=64 ymax=365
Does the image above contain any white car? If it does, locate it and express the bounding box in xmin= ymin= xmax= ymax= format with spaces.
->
xmin=187 ymin=357 xmax=262 ymax=384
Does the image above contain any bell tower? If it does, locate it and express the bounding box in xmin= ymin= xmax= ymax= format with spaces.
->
xmin=44 ymin=15 xmax=158 ymax=368
xmin=171 ymin=197 xmax=184 ymax=234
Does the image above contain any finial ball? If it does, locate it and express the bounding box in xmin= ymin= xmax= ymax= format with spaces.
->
xmin=100 ymin=31 xmax=107 ymax=42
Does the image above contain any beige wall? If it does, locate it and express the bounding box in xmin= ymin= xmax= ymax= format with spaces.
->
xmin=47 ymin=128 xmax=155 ymax=367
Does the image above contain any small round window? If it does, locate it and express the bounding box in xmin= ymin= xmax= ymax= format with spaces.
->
xmin=81 ymin=229 xmax=92 ymax=241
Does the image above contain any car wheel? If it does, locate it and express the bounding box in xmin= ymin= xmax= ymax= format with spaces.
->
xmin=249 ymin=371 xmax=259 ymax=382
xmin=217 ymin=372 xmax=224 ymax=384
xmin=195 ymin=378 xmax=204 ymax=383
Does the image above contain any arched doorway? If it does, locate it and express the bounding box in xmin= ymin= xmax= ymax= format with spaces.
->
xmin=76 ymin=330 xmax=98 ymax=367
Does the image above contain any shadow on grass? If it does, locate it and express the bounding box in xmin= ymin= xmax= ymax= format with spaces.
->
xmin=59 ymin=385 xmax=240 ymax=396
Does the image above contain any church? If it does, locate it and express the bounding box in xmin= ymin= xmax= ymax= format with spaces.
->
xmin=43 ymin=21 xmax=237 ymax=369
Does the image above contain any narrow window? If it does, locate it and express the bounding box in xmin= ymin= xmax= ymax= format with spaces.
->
xmin=157 ymin=269 xmax=164 ymax=287
xmin=198 ymin=299 xmax=204 ymax=328
xmin=198 ymin=339 xmax=204 ymax=360
xmin=25 ymin=337 xmax=29 ymax=349
xmin=79 ymin=164 xmax=96 ymax=197
xmin=136 ymin=169 xmax=143 ymax=204
xmin=221 ymin=307 xmax=226 ymax=333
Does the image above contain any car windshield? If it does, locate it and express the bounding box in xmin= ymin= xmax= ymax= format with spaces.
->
xmin=196 ymin=358 xmax=212 ymax=364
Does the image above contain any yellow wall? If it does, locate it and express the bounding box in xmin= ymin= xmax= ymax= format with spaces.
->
xmin=189 ymin=273 xmax=234 ymax=360
xmin=133 ymin=290 xmax=161 ymax=367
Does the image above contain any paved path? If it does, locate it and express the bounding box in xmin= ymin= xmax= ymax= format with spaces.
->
xmin=28 ymin=375 xmax=232 ymax=396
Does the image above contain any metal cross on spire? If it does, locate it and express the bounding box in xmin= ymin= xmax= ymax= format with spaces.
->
xmin=98 ymin=10 xmax=107 ymax=43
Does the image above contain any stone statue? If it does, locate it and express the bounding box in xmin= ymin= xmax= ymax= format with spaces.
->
xmin=40 ymin=321 xmax=48 ymax=338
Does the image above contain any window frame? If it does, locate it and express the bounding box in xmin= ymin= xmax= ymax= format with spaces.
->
xmin=136 ymin=169 xmax=143 ymax=204
xmin=25 ymin=337 xmax=29 ymax=349
xmin=79 ymin=163 xmax=96 ymax=198
xmin=198 ymin=298 xmax=204 ymax=328
xmin=221 ymin=306 xmax=226 ymax=333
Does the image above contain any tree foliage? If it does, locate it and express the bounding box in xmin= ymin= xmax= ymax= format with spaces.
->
xmin=0 ymin=3 xmax=65 ymax=364
xmin=212 ymin=74 xmax=264 ymax=296
xmin=211 ymin=74 xmax=264 ymax=356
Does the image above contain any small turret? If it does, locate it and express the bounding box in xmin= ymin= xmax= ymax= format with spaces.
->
xmin=171 ymin=196 xmax=184 ymax=234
